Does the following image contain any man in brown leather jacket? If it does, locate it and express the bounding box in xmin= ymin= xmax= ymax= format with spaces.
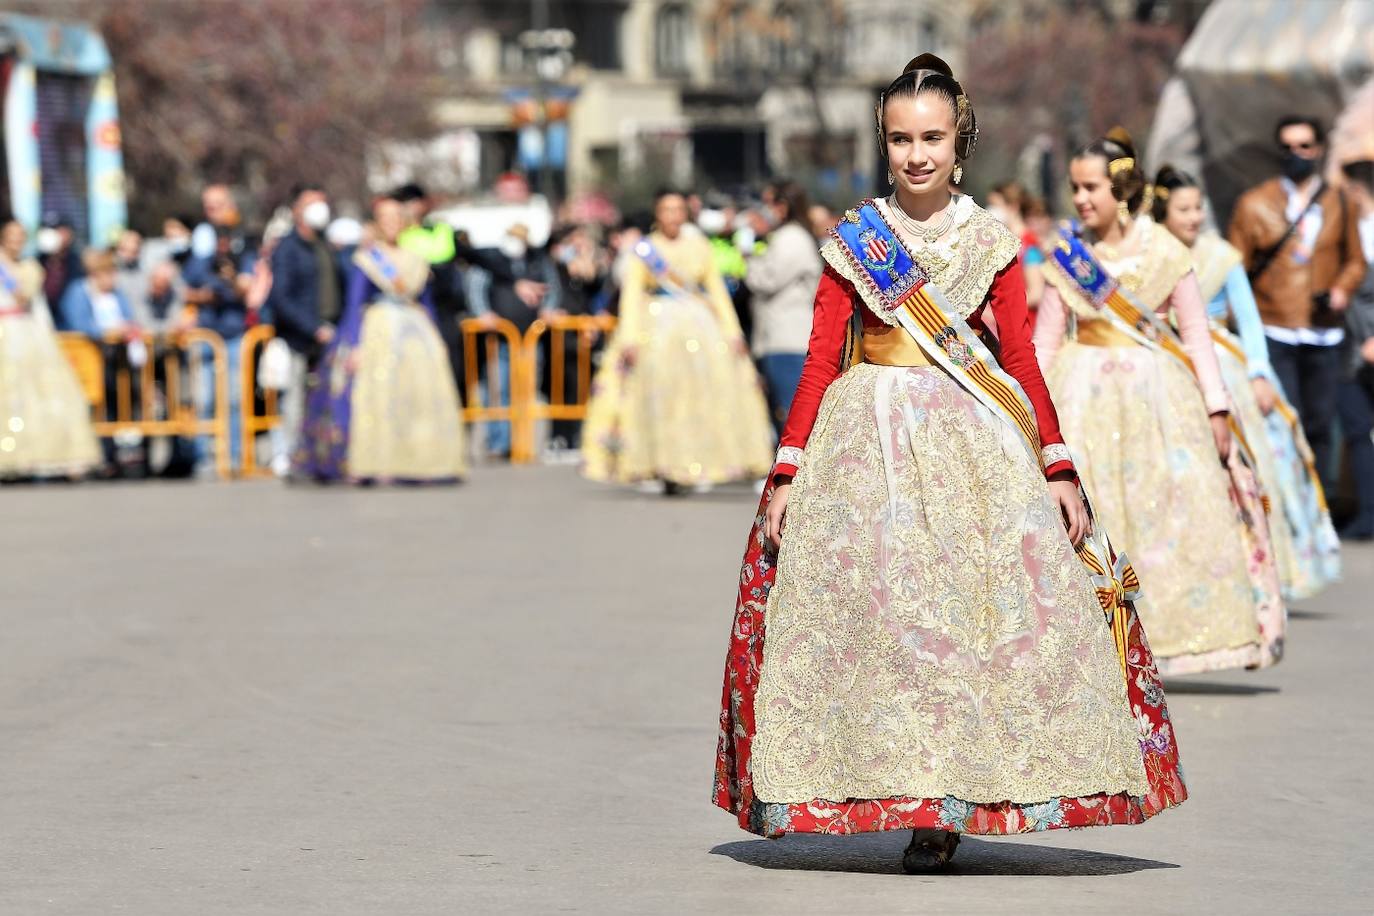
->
xmin=1229 ymin=115 xmax=1368 ymax=487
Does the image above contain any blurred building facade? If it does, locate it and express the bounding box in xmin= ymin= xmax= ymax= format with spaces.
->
xmin=415 ymin=0 xmax=971 ymax=204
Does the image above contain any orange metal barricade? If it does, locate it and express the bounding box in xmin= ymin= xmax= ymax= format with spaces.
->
xmin=57 ymin=329 xmax=231 ymax=478
xmin=520 ymin=315 xmax=616 ymax=455
xmin=239 ymin=324 xmax=283 ymax=478
xmin=461 ymin=316 xmax=532 ymax=463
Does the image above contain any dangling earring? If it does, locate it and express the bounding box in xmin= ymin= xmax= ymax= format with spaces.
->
xmin=952 ymin=164 xmax=964 ymax=185
xmin=887 ymin=169 xmax=895 ymax=187
xmin=1117 ymin=199 xmax=1130 ymax=226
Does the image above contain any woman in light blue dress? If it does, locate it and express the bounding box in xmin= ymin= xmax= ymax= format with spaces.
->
xmin=1154 ymin=165 xmax=1340 ymax=600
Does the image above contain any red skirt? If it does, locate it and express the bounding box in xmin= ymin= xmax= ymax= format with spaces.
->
xmin=712 ymin=484 xmax=1188 ymax=838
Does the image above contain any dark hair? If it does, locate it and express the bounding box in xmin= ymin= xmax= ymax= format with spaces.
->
xmin=289 ymin=182 xmax=325 ymax=204
xmin=1150 ymin=164 xmax=1201 ymax=222
xmin=876 ymin=53 xmax=978 ymax=161
xmin=1341 ymin=159 xmax=1374 ymax=191
xmin=653 ymin=187 xmax=686 ymax=206
xmin=392 ymin=182 xmax=426 ymax=202
xmin=1072 ymin=126 xmax=1147 ymax=216
xmin=770 ymin=179 xmax=811 ymax=230
xmin=1274 ymin=115 xmax=1325 ymax=146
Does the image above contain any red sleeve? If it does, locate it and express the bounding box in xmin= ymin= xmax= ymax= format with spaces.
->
xmin=978 ymin=260 xmax=1076 ymax=480
xmin=772 ymin=264 xmax=855 ymax=480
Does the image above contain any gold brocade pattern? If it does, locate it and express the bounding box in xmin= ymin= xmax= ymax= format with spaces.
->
xmin=1045 ymin=342 xmax=1263 ymax=670
xmin=582 ymin=231 xmax=773 ymax=485
xmin=1191 ymin=233 xmax=1243 ymax=305
xmin=0 ymin=313 xmax=100 ymax=477
xmin=751 ymin=363 xmax=1148 ymax=805
xmin=347 ymin=302 xmax=466 ymax=480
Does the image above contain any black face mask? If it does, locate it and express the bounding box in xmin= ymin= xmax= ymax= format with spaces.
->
xmin=1281 ymin=151 xmax=1318 ymax=183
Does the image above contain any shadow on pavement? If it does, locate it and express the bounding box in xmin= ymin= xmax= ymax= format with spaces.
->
xmin=1161 ymin=680 xmax=1280 ymax=695
xmin=1288 ymin=609 xmax=1335 ymax=620
xmin=710 ymin=833 xmax=1178 ymax=876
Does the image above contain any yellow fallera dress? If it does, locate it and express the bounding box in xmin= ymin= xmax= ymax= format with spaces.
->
xmin=582 ymin=230 xmax=773 ymax=486
xmin=1035 ymin=218 xmax=1285 ymax=675
xmin=0 ymin=257 xmax=100 ymax=478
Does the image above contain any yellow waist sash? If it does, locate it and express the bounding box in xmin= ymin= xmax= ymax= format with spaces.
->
xmin=1075 ymin=319 xmax=1141 ymax=348
xmin=862 ymin=326 xmax=934 ymax=367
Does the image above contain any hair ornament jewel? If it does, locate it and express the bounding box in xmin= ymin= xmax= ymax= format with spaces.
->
xmin=1108 ymin=156 xmax=1136 ymax=177
xmin=1153 ymin=185 xmax=1170 ymax=201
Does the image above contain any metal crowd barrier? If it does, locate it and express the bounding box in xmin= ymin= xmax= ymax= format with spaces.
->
xmin=57 ymin=328 xmax=231 ymax=478
xmin=521 ymin=314 xmax=616 ymax=440
xmin=127 ymin=314 xmax=619 ymax=478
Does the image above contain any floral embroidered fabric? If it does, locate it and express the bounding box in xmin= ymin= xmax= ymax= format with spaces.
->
xmin=748 ymin=362 xmax=1149 ymax=805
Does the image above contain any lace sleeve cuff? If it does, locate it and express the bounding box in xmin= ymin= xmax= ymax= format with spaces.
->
xmin=1041 ymin=443 xmax=1072 ymax=467
xmin=772 ymin=446 xmax=804 ymax=481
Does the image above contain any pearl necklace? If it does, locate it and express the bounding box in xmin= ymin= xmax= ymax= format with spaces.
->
xmin=889 ymin=194 xmax=955 ymax=245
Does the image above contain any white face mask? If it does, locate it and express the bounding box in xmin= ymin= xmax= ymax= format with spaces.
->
xmin=500 ymin=237 xmax=527 ymax=260
xmin=302 ymin=200 xmax=331 ymax=231
xmin=36 ymin=228 xmax=62 ymax=255
xmin=696 ymin=209 xmax=727 ymax=236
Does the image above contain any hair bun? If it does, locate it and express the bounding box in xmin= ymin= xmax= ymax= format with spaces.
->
xmin=1105 ymin=125 xmax=1137 ymax=157
xmin=1153 ymin=163 xmax=1180 ymax=186
xmin=903 ymin=53 xmax=956 ymax=81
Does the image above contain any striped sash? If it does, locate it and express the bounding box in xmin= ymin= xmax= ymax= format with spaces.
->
xmin=1049 ymin=226 xmax=1196 ymax=376
xmin=828 ymin=202 xmax=1140 ymax=670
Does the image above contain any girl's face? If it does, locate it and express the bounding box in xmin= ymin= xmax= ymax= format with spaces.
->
xmin=883 ymin=92 xmax=957 ymax=199
xmin=1 ymin=222 xmax=25 ymax=259
xmin=1163 ymin=187 xmax=1205 ymax=247
xmin=373 ymin=199 xmax=406 ymax=244
xmin=1069 ymin=155 xmax=1120 ymax=234
xmin=655 ymin=194 xmax=688 ymax=239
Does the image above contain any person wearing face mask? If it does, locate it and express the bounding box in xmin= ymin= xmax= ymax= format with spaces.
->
xmin=1034 ymin=128 xmax=1285 ymax=676
xmin=265 ymin=183 xmax=346 ymax=475
xmin=0 ymin=218 xmax=100 ymax=478
xmin=1228 ymin=116 xmax=1367 ymax=490
xmin=38 ymin=214 xmax=83 ymax=323
xmin=466 ymin=223 xmax=559 ymax=459
xmin=1155 ymin=165 xmax=1340 ymax=599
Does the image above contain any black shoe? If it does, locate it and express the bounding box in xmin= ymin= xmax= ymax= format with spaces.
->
xmin=901 ymin=829 xmax=960 ymax=873
xmin=663 ymin=480 xmax=685 ymax=497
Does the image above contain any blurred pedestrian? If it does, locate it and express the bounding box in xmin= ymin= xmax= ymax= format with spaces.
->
xmin=543 ymin=224 xmax=607 ymax=456
xmin=1336 ymin=159 xmax=1374 ymax=539
xmin=743 ymin=179 xmax=821 ymax=434
xmin=293 ymin=195 xmax=465 ymax=484
xmin=192 ymin=183 xmax=245 ymax=261
xmin=468 ymin=223 xmax=557 ymax=459
xmin=1228 ymin=115 xmax=1368 ymax=487
xmin=0 ymin=219 xmax=99 ymax=478
xmin=806 ymin=203 xmax=838 ymax=241
xmin=38 ymin=214 xmax=82 ymax=321
xmin=184 ymin=227 xmax=256 ymax=476
xmin=581 ymin=189 xmax=772 ymax=493
xmin=60 ymin=249 xmax=147 ymax=475
xmin=265 ymin=183 xmax=344 ymax=475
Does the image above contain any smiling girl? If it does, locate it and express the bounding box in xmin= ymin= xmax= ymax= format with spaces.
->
xmin=1034 ymin=130 xmax=1286 ymax=675
xmin=713 ymin=59 xmax=1184 ymax=872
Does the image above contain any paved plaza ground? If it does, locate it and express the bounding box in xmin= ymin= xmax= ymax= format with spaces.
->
xmin=1 ymin=469 xmax=1370 ymax=913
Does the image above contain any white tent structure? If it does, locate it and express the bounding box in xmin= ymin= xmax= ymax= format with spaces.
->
xmin=1145 ymin=0 xmax=1374 ymax=223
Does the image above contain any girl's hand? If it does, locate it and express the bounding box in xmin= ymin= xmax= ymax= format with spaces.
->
xmin=1210 ymin=412 xmax=1232 ymax=461
xmin=765 ymin=481 xmax=791 ymax=549
xmin=1048 ymin=478 xmax=1088 ymax=546
xmin=1250 ymin=377 xmax=1278 ymax=415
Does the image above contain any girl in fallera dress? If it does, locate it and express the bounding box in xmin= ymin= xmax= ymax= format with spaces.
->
xmin=581 ymin=190 xmax=773 ymax=493
xmin=1152 ymin=165 xmax=1339 ymax=600
xmin=714 ymin=57 xmax=1184 ymax=873
xmin=1033 ymin=129 xmax=1285 ymax=676
xmin=293 ymin=196 xmax=466 ymax=484
xmin=0 ymin=220 xmax=100 ymax=479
